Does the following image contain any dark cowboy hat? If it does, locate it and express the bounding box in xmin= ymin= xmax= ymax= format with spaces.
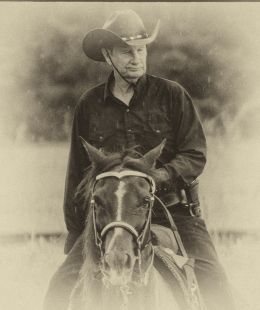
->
xmin=82 ymin=9 xmax=160 ymax=62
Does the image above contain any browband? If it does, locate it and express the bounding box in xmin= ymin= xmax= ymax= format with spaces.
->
xmin=95 ymin=170 xmax=156 ymax=194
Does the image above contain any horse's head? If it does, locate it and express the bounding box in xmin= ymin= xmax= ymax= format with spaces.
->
xmin=80 ymin=138 xmax=165 ymax=287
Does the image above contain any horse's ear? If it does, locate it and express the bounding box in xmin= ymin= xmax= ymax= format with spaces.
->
xmin=142 ymin=139 xmax=166 ymax=168
xmin=79 ymin=136 xmax=108 ymax=167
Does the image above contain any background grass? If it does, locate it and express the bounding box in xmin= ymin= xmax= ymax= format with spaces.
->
xmin=0 ymin=138 xmax=259 ymax=235
xmin=0 ymin=235 xmax=259 ymax=310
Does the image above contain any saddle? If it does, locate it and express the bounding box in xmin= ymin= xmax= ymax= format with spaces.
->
xmin=151 ymin=224 xmax=205 ymax=310
xmin=151 ymin=224 xmax=179 ymax=253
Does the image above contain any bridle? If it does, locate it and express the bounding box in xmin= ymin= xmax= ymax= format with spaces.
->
xmin=90 ymin=170 xmax=156 ymax=283
xmin=89 ymin=170 xmax=206 ymax=310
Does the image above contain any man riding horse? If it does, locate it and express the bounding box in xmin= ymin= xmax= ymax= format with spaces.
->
xmin=44 ymin=9 xmax=235 ymax=310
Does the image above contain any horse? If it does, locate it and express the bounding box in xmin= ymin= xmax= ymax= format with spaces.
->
xmin=68 ymin=139 xmax=204 ymax=310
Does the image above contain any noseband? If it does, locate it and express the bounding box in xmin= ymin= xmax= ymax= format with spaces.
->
xmin=90 ymin=170 xmax=156 ymax=282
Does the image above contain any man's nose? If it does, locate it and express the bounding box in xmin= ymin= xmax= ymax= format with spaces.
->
xmin=131 ymin=50 xmax=140 ymax=63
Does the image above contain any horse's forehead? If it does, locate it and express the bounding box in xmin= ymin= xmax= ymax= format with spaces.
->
xmin=96 ymin=176 xmax=150 ymax=198
xmin=102 ymin=176 xmax=149 ymax=191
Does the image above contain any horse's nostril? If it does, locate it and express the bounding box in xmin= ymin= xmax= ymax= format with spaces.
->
xmin=104 ymin=252 xmax=132 ymax=269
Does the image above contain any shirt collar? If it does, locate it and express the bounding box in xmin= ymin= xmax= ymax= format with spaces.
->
xmin=104 ymin=72 xmax=148 ymax=103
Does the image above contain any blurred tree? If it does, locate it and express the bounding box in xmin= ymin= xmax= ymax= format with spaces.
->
xmin=22 ymin=25 xmax=109 ymax=141
xmin=149 ymin=14 xmax=246 ymax=132
xmin=16 ymin=4 xmax=249 ymax=141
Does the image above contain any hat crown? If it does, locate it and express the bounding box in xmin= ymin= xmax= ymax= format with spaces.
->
xmin=103 ymin=10 xmax=148 ymax=40
xmin=82 ymin=9 xmax=159 ymax=61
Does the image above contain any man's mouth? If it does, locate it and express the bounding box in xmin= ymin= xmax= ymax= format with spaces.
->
xmin=127 ymin=67 xmax=142 ymax=71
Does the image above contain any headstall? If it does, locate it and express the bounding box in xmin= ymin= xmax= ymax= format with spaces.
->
xmin=90 ymin=170 xmax=156 ymax=283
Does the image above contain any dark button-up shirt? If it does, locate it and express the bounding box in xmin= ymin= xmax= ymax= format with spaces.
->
xmin=63 ymin=73 xmax=206 ymax=252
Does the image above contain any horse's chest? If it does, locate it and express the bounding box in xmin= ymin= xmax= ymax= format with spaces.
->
xmin=149 ymin=268 xmax=180 ymax=310
xmin=126 ymin=267 xmax=180 ymax=310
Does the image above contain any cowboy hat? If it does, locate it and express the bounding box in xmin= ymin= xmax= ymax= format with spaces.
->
xmin=82 ymin=9 xmax=160 ymax=62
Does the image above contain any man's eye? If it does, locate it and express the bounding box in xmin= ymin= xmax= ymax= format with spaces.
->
xmin=120 ymin=48 xmax=130 ymax=53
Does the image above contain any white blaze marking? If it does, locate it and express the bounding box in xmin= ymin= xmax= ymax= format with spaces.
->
xmin=106 ymin=181 xmax=126 ymax=253
xmin=106 ymin=227 xmax=123 ymax=253
xmin=115 ymin=180 xmax=126 ymax=221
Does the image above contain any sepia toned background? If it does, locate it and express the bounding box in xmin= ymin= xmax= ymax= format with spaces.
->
xmin=0 ymin=2 xmax=259 ymax=310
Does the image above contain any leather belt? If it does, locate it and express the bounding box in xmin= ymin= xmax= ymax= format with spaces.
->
xmin=167 ymin=202 xmax=201 ymax=217
xmin=156 ymin=189 xmax=201 ymax=218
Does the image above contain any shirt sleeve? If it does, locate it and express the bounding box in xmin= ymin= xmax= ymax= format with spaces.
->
xmin=63 ymin=101 xmax=90 ymax=236
xmin=164 ymin=86 xmax=207 ymax=186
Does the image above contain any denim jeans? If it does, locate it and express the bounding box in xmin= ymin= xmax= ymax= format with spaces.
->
xmin=44 ymin=214 xmax=235 ymax=310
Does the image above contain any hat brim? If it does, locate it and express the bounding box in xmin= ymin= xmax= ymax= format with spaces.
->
xmin=82 ymin=20 xmax=160 ymax=62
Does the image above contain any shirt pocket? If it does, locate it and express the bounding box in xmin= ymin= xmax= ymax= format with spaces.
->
xmin=147 ymin=110 xmax=172 ymax=133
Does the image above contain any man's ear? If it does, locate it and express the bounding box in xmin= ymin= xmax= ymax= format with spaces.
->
xmin=101 ymin=48 xmax=112 ymax=66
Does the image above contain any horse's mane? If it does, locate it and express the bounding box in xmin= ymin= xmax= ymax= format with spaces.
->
xmin=76 ymin=147 xmax=156 ymax=281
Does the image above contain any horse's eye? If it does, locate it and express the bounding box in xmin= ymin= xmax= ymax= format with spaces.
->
xmin=142 ymin=197 xmax=151 ymax=208
xmin=93 ymin=195 xmax=103 ymax=207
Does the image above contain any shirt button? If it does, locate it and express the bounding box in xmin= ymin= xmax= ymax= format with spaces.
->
xmin=127 ymin=129 xmax=132 ymax=133
xmin=126 ymin=109 xmax=130 ymax=113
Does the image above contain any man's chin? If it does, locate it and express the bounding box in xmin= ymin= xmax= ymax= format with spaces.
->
xmin=124 ymin=71 xmax=145 ymax=83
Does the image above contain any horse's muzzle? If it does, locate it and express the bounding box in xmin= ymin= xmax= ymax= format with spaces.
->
xmin=102 ymin=249 xmax=137 ymax=286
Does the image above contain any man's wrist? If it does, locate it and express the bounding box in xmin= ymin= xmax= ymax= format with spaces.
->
xmin=153 ymin=167 xmax=171 ymax=185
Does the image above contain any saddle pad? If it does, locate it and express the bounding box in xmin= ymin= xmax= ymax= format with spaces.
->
xmin=153 ymin=245 xmax=190 ymax=310
xmin=151 ymin=224 xmax=179 ymax=253
xmin=153 ymin=246 xmax=204 ymax=310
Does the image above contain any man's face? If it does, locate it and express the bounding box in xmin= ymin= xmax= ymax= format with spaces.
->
xmin=108 ymin=44 xmax=147 ymax=82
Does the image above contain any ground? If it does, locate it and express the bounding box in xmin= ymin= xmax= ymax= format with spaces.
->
xmin=0 ymin=235 xmax=259 ymax=310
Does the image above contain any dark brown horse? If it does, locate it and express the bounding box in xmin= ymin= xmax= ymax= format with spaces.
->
xmin=68 ymin=139 xmax=203 ymax=310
